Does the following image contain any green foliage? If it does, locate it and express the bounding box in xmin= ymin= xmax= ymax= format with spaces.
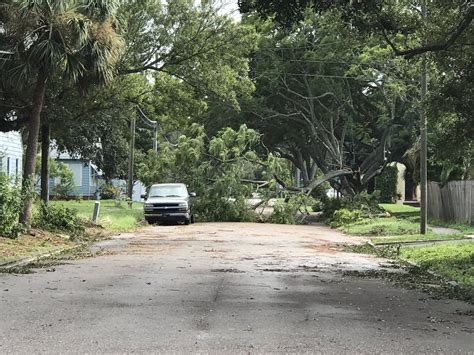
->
xmin=50 ymin=200 xmax=143 ymax=232
xmin=323 ymin=192 xmax=383 ymax=223
xmin=270 ymin=195 xmax=316 ymax=225
xmin=51 ymin=162 xmax=77 ymax=199
xmin=33 ymin=203 xmax=84 ymax=236
xmin=0 ymin=173 xmax=24 ymax=238
xmin=375 ymin=165 xmax=399 ymax=203
xmin=339 ymin=217 xmax=420 ymax=236
xmin=136 ymin=124 xmax=287 ymax=222
xmin=341 ymin=192 xmax=383 ymax=215
xmin=97 ymin=182 xmax=121 ymax=200
xmin=194 ymin=197 xmax=256 ymax=223
xmin=400 ymin=242 xmax=474 ymax=289
xmin=330 ymin=209 xmax=363 ymax=228
xmin=0 ymin=0 xmax=123 ymax=88
xmin=234 ymin=10 xmax=418 ymax=195
xmin=118 ymin=0 xmax=257 ymax=108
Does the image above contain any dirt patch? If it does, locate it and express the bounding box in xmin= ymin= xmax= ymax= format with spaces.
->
xmin=0 ymin=230 xmax=74 ymax=265
xmin=305 ymin=243 xmax=340 ymax=254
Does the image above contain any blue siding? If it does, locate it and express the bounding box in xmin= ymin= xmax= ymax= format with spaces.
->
xmin=49 ymin=159 xmax=96 ymax=197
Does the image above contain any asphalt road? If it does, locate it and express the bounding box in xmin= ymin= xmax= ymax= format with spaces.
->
xmin=1 ymin=222 xmax=473 ymax=354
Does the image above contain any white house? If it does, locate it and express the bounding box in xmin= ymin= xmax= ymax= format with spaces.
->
xmin=0 ymin=131 xmax=23 ymax=177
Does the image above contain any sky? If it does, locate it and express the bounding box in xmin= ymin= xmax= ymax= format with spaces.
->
xmin=219 ymin=0 xmax=241 ymax=20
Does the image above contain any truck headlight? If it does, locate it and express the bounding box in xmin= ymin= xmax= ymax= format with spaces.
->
xmin=145 ymin=203 xmax=153 ymax=208
xmin=178 ymin=202 xmax=188 ymax=208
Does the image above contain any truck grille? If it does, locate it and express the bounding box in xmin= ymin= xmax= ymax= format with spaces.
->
xmin=153 ymin=203 xmax=179 ymax=207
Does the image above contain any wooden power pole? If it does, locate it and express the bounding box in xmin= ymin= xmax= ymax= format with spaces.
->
xmin=420 ymin=0 xmax=428 ymax=234
xmin=127 ymin=116 xmax=136 ymax=202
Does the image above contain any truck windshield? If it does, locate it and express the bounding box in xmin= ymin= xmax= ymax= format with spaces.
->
xmin=148 ymin=185 xmax=188 ymax=198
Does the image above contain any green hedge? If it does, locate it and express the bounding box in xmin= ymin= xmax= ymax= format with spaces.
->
xmin=375 ymin=165 xmax=399 ymax=203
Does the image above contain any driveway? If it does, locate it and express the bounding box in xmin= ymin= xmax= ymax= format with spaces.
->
xmin=1 ymin=223 xmax=473 ymax=353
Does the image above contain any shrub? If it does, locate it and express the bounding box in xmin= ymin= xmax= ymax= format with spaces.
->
xmin=194 ymin=196 xmax=256 ymax=222
xmin=323 ymin=191 xmax=383 ymax=226
xmin=33 ymin=203 xmax=84 ymax=236
xmin=321 ymin=197 xmax=343 ymax=219
xmin=270 ymin=195 xmax=316 ymax=224
xmin=375 ymin=165 xmax=399 ymax=203
xmin=97 ymin=182 xmax=121 ymax=200
xmin=50 ymin=162 xmax=77 ymax=198
xmin=330 ymin=208 xmax=363 ymax=228
xmin=0 ymin=173 xmax=24 ymax=238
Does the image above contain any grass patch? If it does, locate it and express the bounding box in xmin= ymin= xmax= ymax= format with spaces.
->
xmin=399 ymin=242 xmax=474 ymax=289
xmin=49 ymin=199 xmax=144 ymax=232
xmin=0 ymin=231 xmax=73 ymax=265
xmin=1 ymin=199 xmax=141 ymax=269
xmin=339 ymin=217 xmax=421 ymax=236
xmin=379 ymin=203 xmax=419 ymax=216
xmin=344 ymin=241 xmax=474 ymax=303
xmin=373 ymin=233 xmax=468 ymax=245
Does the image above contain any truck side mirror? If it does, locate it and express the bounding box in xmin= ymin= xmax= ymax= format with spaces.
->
xmin=141 ymin=194 xmax=147 ymax=200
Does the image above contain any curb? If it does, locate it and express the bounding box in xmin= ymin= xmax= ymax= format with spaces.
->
xmin=364 ymin=241 xmax=460 ymax=288
xmin=402 ymin=259 xmax=459 ymax=287
xmin=0 ymin=245 xmax=83 ymax=271
xmin=373 ymin=237 xmax=473 ymax=247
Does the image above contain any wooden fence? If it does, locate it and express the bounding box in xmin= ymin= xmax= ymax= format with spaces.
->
xmin=427 ymin=181 xmax=474 ymax=225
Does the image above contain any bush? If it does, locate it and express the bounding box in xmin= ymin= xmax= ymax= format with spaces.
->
xmin=375 ymin=165 xmax=399 ymax=203
xmin=270 ymin=195 xmax=316 ymax=225
xmin=330 ymin=208 xmax=363 ymax=228
xmin=321 ymin=197 xmax=343 ymax=219
xmin=341 ymin=191 xmax=383 ymax=215
xmin=0 ymin=173 xmax=24 ymax=238
xmin=33 ymin=203 xmax=84 ymax=236
xmin=194 ymin=196 xmax=256 ymax=222
xmin=51 ymin=162 xmax=77 ymax=199
xmin=323 ymin=191 xmax=383 ymax=226
xmin=97 ymin=182 xmax=121 ymax=200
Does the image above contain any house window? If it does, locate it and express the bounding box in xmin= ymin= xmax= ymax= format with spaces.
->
xmin=15 ymin=158 xmax=19 ymax=175
xmin=6 ymin=157 xmax=10 ymax=176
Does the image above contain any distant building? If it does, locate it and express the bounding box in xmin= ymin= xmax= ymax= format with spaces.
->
xmin=0 ymin=131 xmax=23 ymax=177
xmin=49 ymin=147 xmax=100 ymax=198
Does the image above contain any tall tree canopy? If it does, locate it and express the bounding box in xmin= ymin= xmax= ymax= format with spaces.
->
xmin=222 ymin=11 xmax=420 ymax=195
xmin=0 ymin=0 xmax=123 ymax=222
xmin=239 ymin=0 xmax=474 ymax=58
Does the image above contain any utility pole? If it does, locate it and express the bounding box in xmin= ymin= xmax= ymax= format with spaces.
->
xmin=127 ymin=116 xmax=136 ymax=202
xmin=137 ymin=106 xmax=158 ymax=152
xmin=127 ymin=108 xmax=157 ymax=204
xmin=40 ymin=124 xmax=50 ymax=204
xmin=420 ymin=0 xmax=428 ymax=234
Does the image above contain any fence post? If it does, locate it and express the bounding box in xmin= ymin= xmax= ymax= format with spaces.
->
xmin=92 ymin=200 xmax=100 ymax=223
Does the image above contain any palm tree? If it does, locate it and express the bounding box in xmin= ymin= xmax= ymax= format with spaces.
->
xmin=0 ymin=0 xmax=123 ymax=223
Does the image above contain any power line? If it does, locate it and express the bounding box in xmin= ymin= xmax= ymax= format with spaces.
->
xmin=252 ymin=71 xmax=380 ymax=81
xmin=253 ymin=54 xmax=396 ymax=67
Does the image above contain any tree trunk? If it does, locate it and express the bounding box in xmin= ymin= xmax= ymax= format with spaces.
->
xmin=20 ymin=72 xmax=47 ymax=224
xmin=40 ymin=124 xmax=50 ymax=204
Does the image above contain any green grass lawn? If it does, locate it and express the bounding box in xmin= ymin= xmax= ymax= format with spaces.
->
xmin=50 ymin=199 xmax=144 ymax=232
xmin=379 ymin=203 xmax=419 ymax=216
xmin=399 ymin=242 xmax=474 ymax=288
xmin=372 ymin=233 xmax=468 ymax=245
xmin=339 ymin=217 xmax=422 ymax=236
